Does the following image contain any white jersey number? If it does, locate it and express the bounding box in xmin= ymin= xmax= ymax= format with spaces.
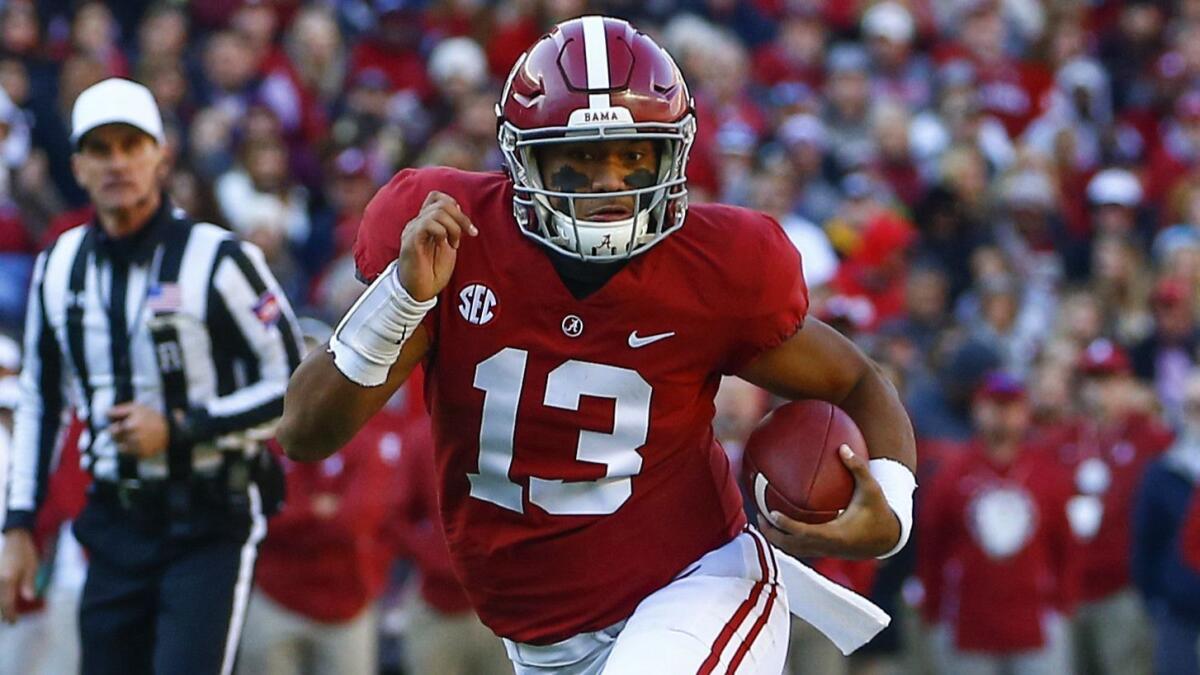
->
xmin=468 ymin=347 xmax=651 ymax=515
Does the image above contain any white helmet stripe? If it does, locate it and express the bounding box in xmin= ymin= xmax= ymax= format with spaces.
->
xmin=581 ymin=16 xmax=611 ymax=110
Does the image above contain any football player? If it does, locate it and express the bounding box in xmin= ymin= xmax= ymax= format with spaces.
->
xmin=278 ymin=16 xmax=916 ymax=674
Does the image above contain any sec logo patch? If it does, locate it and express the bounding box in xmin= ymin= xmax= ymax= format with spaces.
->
xmin=458 ymin=283 xmax=497 ymax=325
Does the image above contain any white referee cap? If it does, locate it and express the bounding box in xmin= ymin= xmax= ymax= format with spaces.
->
xmin=70 ymin=78 xmax=165 ymax=148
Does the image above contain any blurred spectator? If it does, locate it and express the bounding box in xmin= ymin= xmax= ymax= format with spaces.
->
xmin=347 ymin=3 xmax=435 ymax=105
xmin=1130 ymin=277 xmax=1200 ymax=426
xmin=910 ymin=183 xmax=991 ymax=301
xmin=777 ymin=113 xmax=841 ymax=226
xmin=965 ymin=273 xmax=1051 ymax=378
xmin=830 ymin=199 xmax=917 ymax=328
xmin=747 ymin=166 xmax=837 ymax=290
xmin=65 ymin=2 xmax=128 ymax=77
xmin=1090 ymin=234 xmax=1154 ymax=344
xmin=879 ymin=263 xmax=953 ymax=365
xmin=214 ymin=131 xmax=310 ymax=296
xmin=993 ymin=168 xmax=1068 ymax=282
xmin=427 ymin=36 xmax=489 ymax=111
xmin=823 ymin=44 xmax=875 ymax=173
xmin=939 ymin=1 xmax=1054 ymax=138
xmin=910 ymin=60 xmax=1016 ymax=180
xmin=137 ymin=3 xmax=189 ymax=64
xmin=1133 ymin=369 xmax=1200 ymax=675
xmin=1050 ymin=339 xmax=1172 ymax=675
xmin=198 ymin=30 xmax=259 ymax=118
xmin=906 ymin=338 xmax=1003 ymax=442
xmin=391 ymin=390 xmax=513 ymax=675
xmin=1147 ymin=91 xmax=1200 ymax=209
xmin=327 ymin=147 xmax=380 ymax=256
xmin=261 ymin=5 xmax=342 ymax=147
xmin=863 ymin=2 xmax=932 ymax=111
xmin=871 ymin=102 xmax=924 ymax=208
xmin=1023 ymin=58 xmax=1112 ymax=173
xmin=751 ymin=6 xmax=825 ymax=89
xmin=1182 ymin=452 xmax=1200 ymax=573
xmin=238 ymin=324 xmax=405 ymax=675
xmin=919 ymin=372 xmax=1076 ymax=675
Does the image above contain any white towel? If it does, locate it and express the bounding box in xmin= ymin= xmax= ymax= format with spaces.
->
xmin=772 ymin=548 xmax=892 ymax=655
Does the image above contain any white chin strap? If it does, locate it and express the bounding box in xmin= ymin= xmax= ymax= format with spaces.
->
xmin=549 ymin=209 xmax=649 ymax=258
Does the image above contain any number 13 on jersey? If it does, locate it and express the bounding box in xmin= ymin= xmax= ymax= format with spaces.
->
xmin=469 ymin=347 xmax=652 ymax=516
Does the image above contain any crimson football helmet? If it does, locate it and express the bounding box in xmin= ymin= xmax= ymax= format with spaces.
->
xmin=497 ymin=16 xmax=697 ymax=261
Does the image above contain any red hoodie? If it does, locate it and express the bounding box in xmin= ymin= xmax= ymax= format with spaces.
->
xmin=1049 ymin=413 xmax=1172 ymax=602
xmin=391 ymin=412 xmax=475 ymax=614
xmin=919 ymin=441 xmax=1077 ymax=652
xmin=832 ymin=212 xmax=916 ymax=329
xmin=255 ymin=417 xmax=406 ymax=623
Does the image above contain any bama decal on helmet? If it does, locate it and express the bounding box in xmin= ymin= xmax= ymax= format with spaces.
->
xmin=568 ymin=107 xmax=635 ymax=126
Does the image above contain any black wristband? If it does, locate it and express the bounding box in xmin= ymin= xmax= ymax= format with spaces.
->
xmin=2 ymin=509 xmax=35 ymax=533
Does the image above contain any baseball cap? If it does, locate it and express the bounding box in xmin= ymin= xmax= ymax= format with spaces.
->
xmin=862 ymin=2 xmax=914 ymax=44
xmin=975 ymin=371 xmax=1026 ymax=402
xmin=71 ymin=78 xmax=165 ymax=148
xmin=428 ymin=37 xmax=487 ymax=89
xmin=1003 ymin=170 xmax=1055 ymax=210
xmin=1087 ymin=168 xmax=1142 ymax=207
xmin=778 ymin=114 xmax=827 ymax=150
xmin=1078 ymin=338 xmax=1131 ymax=376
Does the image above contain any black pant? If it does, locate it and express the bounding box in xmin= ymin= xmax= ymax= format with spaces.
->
xmin=72 ymin=486 xmax=264 ymax=675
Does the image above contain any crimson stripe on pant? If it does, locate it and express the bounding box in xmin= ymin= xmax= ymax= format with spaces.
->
xmin=727 ymin=528 xmax=781 ymax=672
xmin=696 ymin=529 xmax=774 ymax=674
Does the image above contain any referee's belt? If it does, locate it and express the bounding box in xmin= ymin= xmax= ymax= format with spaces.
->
xmin=90 ymin=472 xmax=248 ymax=514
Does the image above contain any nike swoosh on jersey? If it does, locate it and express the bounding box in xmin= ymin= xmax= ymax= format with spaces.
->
xmin=627 ymin=331 xmax=676 ymax=348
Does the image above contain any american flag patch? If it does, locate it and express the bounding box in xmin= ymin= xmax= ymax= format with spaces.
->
xmin=147 ymin=283 xmax=182 ymax=313
xmin=253 ymin=291 xmax=281 ymax=326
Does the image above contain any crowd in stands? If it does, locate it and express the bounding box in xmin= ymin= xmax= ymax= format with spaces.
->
xmin=5 ymin=0 xmax=1200 ymax=673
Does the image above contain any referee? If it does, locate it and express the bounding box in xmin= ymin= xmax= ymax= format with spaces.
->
xmin=0 ymin=78 xmax=302 ymax=675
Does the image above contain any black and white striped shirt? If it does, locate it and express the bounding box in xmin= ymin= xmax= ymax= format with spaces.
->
xmin=3 ymin=200 xmax=302 ymax=531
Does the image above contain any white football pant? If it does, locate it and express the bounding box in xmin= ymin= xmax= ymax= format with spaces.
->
xmin=503 ymin=527 xmax=790 ymax=674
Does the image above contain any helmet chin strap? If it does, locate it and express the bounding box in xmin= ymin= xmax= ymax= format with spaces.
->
xmin=548 ymin=208 xmax=650 ymax=258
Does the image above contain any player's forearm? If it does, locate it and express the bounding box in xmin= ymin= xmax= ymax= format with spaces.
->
xmin=281 ymin=317 xmax=432 ymax=461
xmin=278 ymin=349 xmax=403 ymax=461
xmin=838 ymin=361 xmax=916 ymax=472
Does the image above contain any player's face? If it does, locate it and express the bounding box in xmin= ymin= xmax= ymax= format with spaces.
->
xmin=536 ymin=139 xmax=660 ymax=221
xmin=72 ymin=124 xmax=165 ymax=215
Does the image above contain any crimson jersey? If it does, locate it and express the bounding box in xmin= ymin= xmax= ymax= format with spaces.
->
xmin=354 ymin=167 xmax=808 ymax=644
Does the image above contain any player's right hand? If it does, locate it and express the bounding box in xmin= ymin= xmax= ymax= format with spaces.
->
xmin=397 ymin=191 xmax=478 ymax=301
xmin=0 ymin=529 xmax=39 ymax=623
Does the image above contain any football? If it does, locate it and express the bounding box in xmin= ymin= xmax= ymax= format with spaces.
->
xmin=742 ymin=400 xmax=869 ymax=524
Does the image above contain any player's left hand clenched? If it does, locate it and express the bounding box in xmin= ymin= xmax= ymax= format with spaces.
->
xmin=758 ymin=445 xmax=901 ymax=560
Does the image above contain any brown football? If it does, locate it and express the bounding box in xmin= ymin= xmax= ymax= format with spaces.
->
xmin=742 ymin=400 xmax=868 ymax=524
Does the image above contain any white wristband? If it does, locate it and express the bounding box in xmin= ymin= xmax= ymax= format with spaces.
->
xmin=329 ymin=261 xmax=436 ymax=387
xmin=869 ymin=458 xmax=916 ymax=559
